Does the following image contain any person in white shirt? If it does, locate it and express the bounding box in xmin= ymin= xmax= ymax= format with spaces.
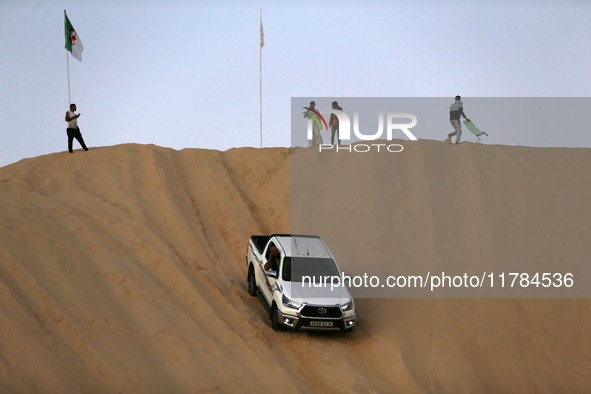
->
xmin=65 ymin=103 xmax=89 ymax=153
xmin=304 ymin=101 xmax=323 ymax=146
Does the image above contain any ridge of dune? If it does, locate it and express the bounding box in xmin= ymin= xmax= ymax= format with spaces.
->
xmin=0 ymin=142 xmax=590 ymax=392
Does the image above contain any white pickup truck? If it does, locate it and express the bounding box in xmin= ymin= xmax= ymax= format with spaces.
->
xmin=246 ymin=234 xmax=356 ymax=331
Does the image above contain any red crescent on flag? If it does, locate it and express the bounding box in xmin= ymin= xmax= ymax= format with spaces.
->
xmin=69 ymin=28 xmax=77 ymax=44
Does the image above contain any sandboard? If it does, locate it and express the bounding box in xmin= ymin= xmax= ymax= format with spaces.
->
xmin=463 ymin=120 xmax=488 ymax=137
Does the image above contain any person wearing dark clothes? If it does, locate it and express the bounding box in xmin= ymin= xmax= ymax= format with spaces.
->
xmin=447 ymin=96 xmax=470 ymax=144
xmin=264 ymin=244 xmax=280 ymax=272
xmin=329 ymin=101 xmax=343 ymax=145
xmin=65 ymin=103 xmax=89 ymax=153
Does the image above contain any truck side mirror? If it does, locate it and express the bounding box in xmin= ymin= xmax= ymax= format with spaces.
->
xmin=266 ymin=269 xmax=278 ymax=279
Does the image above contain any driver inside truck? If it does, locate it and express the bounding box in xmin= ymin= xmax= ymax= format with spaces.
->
xmin=264 ymin=244 xmax=280 ymax=272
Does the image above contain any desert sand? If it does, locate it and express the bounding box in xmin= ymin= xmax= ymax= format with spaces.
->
xmin=0 ymin=142 xmax=589 ymax=393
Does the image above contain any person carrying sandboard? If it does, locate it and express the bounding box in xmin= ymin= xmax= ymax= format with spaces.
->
xmin=445 ymin=95 xmax=469 ymax=144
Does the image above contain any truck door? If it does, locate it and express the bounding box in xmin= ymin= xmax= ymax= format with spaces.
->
xmin=259 ymin=242 xmax=280 ymax=306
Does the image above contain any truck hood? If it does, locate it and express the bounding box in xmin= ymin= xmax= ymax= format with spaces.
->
xmin=282 ymin=281 xmax=353 ymax=306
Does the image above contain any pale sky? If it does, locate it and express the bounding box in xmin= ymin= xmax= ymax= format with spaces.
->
xmin=1 ymin=0 xmax=591 ymax=167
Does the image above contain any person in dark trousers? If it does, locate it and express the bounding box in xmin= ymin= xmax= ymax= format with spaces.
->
xmin=329 ymin=101 xmax=343 ymax=145
xmin=446 ymin=96 xmax=470 ymax=144
xmin=65 ymin=103 xmax=89 ymax=153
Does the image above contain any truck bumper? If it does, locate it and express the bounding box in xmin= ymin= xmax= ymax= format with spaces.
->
xmin=276 ymin=309 xmax=356 ymax=331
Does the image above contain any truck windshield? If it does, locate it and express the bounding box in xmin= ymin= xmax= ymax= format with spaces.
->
xmin=282 ymin=257 xmax=340 ymax=282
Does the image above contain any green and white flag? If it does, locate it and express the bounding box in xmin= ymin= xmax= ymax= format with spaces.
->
xmin=64 ymin=11 xmax=84 ymax=62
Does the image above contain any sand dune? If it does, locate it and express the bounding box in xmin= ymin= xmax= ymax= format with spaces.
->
xmin=0 ymin=143 xmax=589 ymax=392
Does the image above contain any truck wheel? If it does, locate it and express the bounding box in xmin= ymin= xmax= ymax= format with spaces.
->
xmin=270 ymin=304 xmax=281 ymax=331
xmin=247 ymin=265 xmax=258 ymax=297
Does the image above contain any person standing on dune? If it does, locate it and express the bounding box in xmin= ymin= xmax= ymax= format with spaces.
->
xmin=304 ymin=101 xmax=323 ymax=146
xmin=329 ymin=101 xmax=343 ymax=145
xmin=446 ymin=96 xmax=470 ymax=144
xmin=65 ymin=103 xmax=90 ymax=153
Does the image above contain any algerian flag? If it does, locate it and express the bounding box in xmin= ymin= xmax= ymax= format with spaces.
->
xmin=64 ymin=11 xmax=84 ymax=62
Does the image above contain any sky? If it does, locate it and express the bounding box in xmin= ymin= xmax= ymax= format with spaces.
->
xmin=1 ymin=0 xmax=591 ymax=167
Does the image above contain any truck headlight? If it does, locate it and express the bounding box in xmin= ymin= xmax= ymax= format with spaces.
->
xmin=282 ymin=294 xmax=301 ymax=310
xmin=340 ymin=300 xmax=353 ymax=312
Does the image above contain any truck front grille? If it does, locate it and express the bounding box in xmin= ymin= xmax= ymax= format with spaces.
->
xmin=301 ymin=305 xmax=342 ymax=318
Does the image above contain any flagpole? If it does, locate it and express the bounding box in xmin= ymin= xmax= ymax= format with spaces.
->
xmin=66 ymin=48 xmax=71 ymax=105
xmin=259 ymin=9 xmax=263 ymax=149
xmin=64 ymin=10 xmax=71 ymax=105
